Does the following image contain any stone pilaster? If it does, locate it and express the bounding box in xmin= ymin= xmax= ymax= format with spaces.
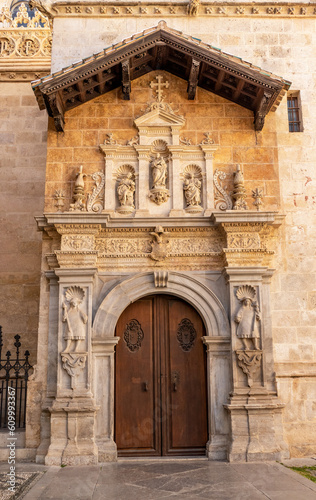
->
xmin=212 ymin=211 xmax=289 ymax=462
xmin=92 ymin=338 xmax=120 ymax=462
xmin=44 ymin=267 xmax=99 ymax=466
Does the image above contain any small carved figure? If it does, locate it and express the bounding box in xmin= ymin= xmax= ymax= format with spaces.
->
xmin=234 ymin=285 xmax=261 ymax=350
xmin=188 ymin=0 xmax=200 ymax=16
xmin=127 ymin=135 xmax=139 ymax=146
xmin=180 ymin=136 xmax=192 ymax=146
xmin=184 ymin=173 xmax=201 ymax=207
xmin=62 ymin=286 xmax=88 ymax=353
xmin=117 ymin=172 xmax=135 ymax=207
xmin=151 ymin=153 xmax=167 ymax=189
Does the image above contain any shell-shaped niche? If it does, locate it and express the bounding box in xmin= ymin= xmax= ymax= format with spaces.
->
xmin=65 ymin=286 xmax=85 ymax=304
xmin=114 ymin=164 xmax=136 ymax=214
xmin=150 ymin=139 xmax=168 ymax=154
xmin=236 ymin=285 xmax=257 ymax=302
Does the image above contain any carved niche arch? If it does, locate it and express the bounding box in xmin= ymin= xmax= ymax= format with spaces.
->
xmin=93 ymin=271 xmax=230 ymax=339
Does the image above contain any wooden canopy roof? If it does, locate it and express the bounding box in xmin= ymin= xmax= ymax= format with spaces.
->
xmin=32 ymin=21 xmax=291 ymax=132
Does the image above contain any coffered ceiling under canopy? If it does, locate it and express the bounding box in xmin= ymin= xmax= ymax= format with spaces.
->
xmin=32 ymin=21 xmax=291 ymax=132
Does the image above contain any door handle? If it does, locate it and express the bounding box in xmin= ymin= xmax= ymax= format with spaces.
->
xmin=172 ymin=371 xmax=180 ymax=392
xmin=143 ymin=381 xmax=149 ymax=392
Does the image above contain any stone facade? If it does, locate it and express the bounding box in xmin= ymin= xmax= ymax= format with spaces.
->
xmin=0 ymin=0 xmax=315 ymax=462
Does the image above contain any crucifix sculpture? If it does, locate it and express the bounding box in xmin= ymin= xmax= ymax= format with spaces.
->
xmin=150 ymin=75 xmax=169 ymax=102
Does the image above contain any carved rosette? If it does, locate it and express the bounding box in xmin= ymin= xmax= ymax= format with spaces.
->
xmin=123 ymin=319 xmax=144 ymax=352
xmin=235 ymin=350 xmax=262 ymax=387
xmin=176 ymin=318 xmax=197 ymax=351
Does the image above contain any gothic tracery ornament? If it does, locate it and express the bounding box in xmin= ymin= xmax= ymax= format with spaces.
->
xmin=123 ymin=319 xmax=144 ymax=352
xmin=177 ymin=318 xmax=197 ymax=351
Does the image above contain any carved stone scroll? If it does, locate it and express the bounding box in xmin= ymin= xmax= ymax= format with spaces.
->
xmin=213 ymin=169 xmax=233 ymax=210
xmin=86 ymin=172 xmax=105 ymax=213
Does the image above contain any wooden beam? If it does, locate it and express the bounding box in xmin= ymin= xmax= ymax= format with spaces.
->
xmin=233 ymin=79 xmax=245 ymax=101
xmin=121 ymin=60 xmax=131 ymax=100
xmin=47 ymin=93 xmax=65 ymax=132
xmin=215 ymin=70 xmax=225 ymax=92
xmin=187 ymin=59 xmax=200 ymax=100
xmin=155 ymin=42 xmax=167 ymax=70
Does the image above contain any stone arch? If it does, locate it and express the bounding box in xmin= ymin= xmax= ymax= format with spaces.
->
xmin=93 ymin=271 xmax=230 ymax=338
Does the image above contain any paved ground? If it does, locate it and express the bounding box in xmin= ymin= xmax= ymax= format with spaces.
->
xmin=1 ymin=458 xmax=316 ymax=500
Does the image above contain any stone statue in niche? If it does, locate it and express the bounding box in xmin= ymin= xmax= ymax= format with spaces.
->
xmin=151 ymin=153 xmax=167 ymax=188
xmin=234 ymin=285 xmax=261 ymax=350
xmin=62 ymin=286 xmax=88 ymax=353
xmin=115 ymin=165 xmax=136 ymax=214
xmin=117 ymin=173 xmax=135 ymax=208
xmin=149 ymin=153 xmax=170 ymax=205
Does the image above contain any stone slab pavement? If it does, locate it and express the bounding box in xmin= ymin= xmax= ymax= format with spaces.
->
xmin=1 ymin=458 xmax=316 ymax=500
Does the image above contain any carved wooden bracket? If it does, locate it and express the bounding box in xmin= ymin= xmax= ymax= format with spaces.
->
xmin=121 ymin=60 xmax=131 ymax=100
xmin=187 ymin=59 xmax=200 ymax=100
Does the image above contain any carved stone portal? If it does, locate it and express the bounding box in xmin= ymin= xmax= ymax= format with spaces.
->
xmin=235 ymin=350 xmax=262 ymax=387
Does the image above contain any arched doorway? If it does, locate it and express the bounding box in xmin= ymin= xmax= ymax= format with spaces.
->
xmin=115 ymin=294 xmax=208 ymax=457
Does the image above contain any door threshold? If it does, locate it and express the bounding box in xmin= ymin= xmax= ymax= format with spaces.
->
xmin=118 ymin=456 xmax=208 ymax=462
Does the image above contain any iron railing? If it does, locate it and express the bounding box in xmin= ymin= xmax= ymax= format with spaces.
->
xmin=0 ymin=326 xmax=32 ymax=428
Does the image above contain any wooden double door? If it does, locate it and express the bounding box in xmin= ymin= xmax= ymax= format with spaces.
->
xmin=115 ymin=295 xmax=208 ymax=456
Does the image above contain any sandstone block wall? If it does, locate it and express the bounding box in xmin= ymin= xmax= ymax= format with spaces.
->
xmin=0 ymin=83 xmax=48 ymax=361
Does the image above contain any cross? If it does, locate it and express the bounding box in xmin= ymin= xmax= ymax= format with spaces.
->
xmin=150 ymin=75 xmax=169 ymax=102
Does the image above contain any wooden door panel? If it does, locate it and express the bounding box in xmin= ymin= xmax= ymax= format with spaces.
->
xmin=165 ymin=297 xmax=208 ymax=455
xmin=115 ymin=295 xmax=207 ymax=456
xmin=115 ymin=298 xmax=160 ymax=455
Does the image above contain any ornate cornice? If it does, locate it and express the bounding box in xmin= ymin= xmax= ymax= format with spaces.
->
xmin=48 ymin=2 xmax=316 ymax=19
